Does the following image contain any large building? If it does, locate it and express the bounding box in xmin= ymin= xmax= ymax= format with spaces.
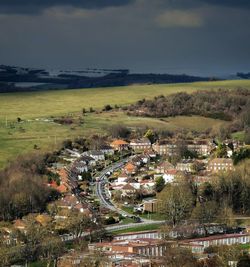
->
xmin=130 ymin=138 xmax=151 ymax=151
xmin=181 ymin=233 xmax=250 ymax=254
xmin=113 ymin=230 xmax=162 ymax=241
xmin=152 ymin=140 xmax=178 ymax=156
xmin=176 ymin=159 xmax=194 ymax=172
xmin=186 ymin=140 xmax=213 ymax=156
xmin=207 ymin=158 xmax=234 ymax=172
xmin=153 ymin=139 xmax=213 ymax=157
xmin=89 ymin=238 xmax=167 ymax=257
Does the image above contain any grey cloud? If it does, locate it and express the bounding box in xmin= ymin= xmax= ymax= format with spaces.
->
xmin=0 ymin=0 xmax=249 ymax=76
xmin=199 ymin=0 xmax=250 ymax=8
xmin=0 ymin=0 xmax=135 ymax=14
xmin=146 ymin=0 xmax=250 ymax=9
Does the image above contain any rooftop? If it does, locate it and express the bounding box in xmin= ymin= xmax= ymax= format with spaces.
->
xmin=111 ymin=139 xmax=129 ymax=146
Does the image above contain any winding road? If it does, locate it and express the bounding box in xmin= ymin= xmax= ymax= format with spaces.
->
xmin=95 ymin=158 xmax=165 ymax=224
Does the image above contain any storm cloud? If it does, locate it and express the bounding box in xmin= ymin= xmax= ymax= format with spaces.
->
xmin=199 ymin=0 xmax=250 ymax=8
xmin=0 ymin=0 xmax=249 ymax=76
xmin=0 ymin=0 xmax=135 ymax=14
xmin=1 ymin=0 xmax=250 ymax=15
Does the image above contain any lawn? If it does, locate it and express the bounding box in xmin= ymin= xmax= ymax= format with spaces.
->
xmin=0 ymin=80 xmax=249 ymax=168
xmin=1 ymin=80 xmax=250 ymax=120
xmin=241 ymin=243 xmax=250 ymax=250
xmin=120 ymin=205 xmax=166 ymax=221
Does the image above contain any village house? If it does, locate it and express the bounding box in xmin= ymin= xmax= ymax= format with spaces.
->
xmin=121 ymin=183 xmax=137 ymax=197
xmin=226 ymin=146 xmax=234 ymax=157
xmin=72 ymin=161 xmax=88 ymax=174
xmin=140 ymin=154 xmax=151 ymax=164
xmin=144 ymin=149 xmax=157 ymax=159
xmin=131 ymin=155 xmax=144 ymax=166
xmin=130 ymin=138 xmax=151 ymax=151
xmin=207 ymin=158 xmax=234 ymax=172
xmin=110 ymin=139 xmax=129 ymax=151
xmin=111 ymin=177 xmax=140 ymax=192
xmin=176 ymin=159 xmax=194 ymax=173
xmin=125 ymin=177 xmax=141 ymax=189
xmin=162 ymin=169 xmax=178 ymax=183
xmin=78 ymin=155 xmax=96 ymax=166
xmin=139 ymin=179 xmax=155 ymax=191
xmin=156 ymin=161 xmax=175 ymax=174
xmin=13 ymin=219 xmax=27 ymax=233
xmin=117 ymin=172 xmax=129 ymax=184
xmin=99 ymin=144 xmax=115 ymax=155
xmin=49 ymin=180 xmax=70 ymax=194
xmin=54 ymin=194 xmax=88 ymax=214
xmin=224 ymin=139 xmax=244 ymax=151
xmin=0 ymin=227 xmax=16 ymax=245
xmin=124 ymin=162 xmax=137 ymax=175
xmin=83 ymin=150 xmax=105 ymax=161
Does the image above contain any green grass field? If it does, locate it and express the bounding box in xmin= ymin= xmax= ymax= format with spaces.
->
xmin=1 ymin=80 xmax=250 ymax=120
xmin=0 ymin=80 xmax=250 ymax=168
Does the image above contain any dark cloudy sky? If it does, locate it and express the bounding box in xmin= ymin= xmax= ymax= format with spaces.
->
xmin=0 ymin=0 xmax=250 ymax=75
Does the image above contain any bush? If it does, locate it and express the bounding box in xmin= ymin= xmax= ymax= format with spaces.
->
xmin=103 ymin=104 xmax=113 ymax=111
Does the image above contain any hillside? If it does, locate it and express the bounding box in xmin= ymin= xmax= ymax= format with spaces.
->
xmin=127 ymin=88 xmax=250 ymax=120
xmin=1 ymin=80 xmax=250 ymax=168
xmin=0 ymin=65 xmax=210 ymax=93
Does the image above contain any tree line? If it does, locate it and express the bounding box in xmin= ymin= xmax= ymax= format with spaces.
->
xmin=157 ymin=161 xmax=250 ymax=227
xmin=0 ymin=154 xmax=59 ymax=221
xmin=128 ymin=88 xmax=249 ymax=120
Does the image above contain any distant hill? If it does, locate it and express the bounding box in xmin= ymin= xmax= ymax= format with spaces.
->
xmin=0 ymin=65 xmax=212 ymax=93
xmin=237 ymin=72 xmax=250 ymax=79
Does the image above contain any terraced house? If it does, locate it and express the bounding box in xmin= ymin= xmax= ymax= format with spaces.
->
xmin=181 ymin=233 xmax=250 ymax=253
xmin=207 ymin=158 xmax=234 ymax=172
xmin=89 ymin=238 xmax=167 ymax=257
xmin=130 ymin=138 xmax=151 ymax=151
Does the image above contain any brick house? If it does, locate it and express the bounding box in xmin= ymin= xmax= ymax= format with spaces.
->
xmin=152 ymin=140 xmax=177 ymax=156
xmin=176 ymin=159 xmax=194 ymax=172
xmin=207 ymin=158 xmax=234 ymax=172
xmin=156 ymin=161 xmax=175 ymax=174
xmin=130 ymin=138 xmax=151 ymax=151
xmin=110 ymin=139 xmax=129 ymax=151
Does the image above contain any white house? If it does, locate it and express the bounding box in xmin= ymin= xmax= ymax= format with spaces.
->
xmin=163 ymin=169 xmax=178 ymax=183
xmin=100 ymin=144 xmax=115 ymax=155
xmin=83 ymin=150 xmax=105 ymax=161
xmin=79 ymin=155 xmax=96 ymax=166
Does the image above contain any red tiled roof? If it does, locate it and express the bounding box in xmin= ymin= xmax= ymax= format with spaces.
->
xmin=124 ymin=162 xmax=137 ymax=172
xmin=164 ymin=169 xmax=178 ymax=175
xmin=111 ymin=139 xmax=128 ymax=146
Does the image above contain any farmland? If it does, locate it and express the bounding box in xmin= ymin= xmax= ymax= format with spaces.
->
xmin=0 ymin=79 xmax=250 ymax=168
